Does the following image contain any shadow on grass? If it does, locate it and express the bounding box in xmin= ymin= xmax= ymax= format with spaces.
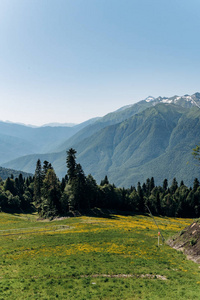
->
xmin=67 ymin=207 xmax=143 ymax=220
xmin=1 ymin=205 xmax=36 ymax=215
xmin=2 ymin=207 xmax=148 ymax=221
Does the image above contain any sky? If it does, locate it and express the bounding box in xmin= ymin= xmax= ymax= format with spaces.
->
xmin=0 ymin=0 xmax=200 ymax=126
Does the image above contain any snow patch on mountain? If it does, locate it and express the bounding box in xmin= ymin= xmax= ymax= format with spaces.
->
xmin=144 ymin=93 xmax=200 ymax=109
xmin=161 ymin=99 xmax=173 ymax=104
xmin=145 ymin=96 xmax=155 ymax=102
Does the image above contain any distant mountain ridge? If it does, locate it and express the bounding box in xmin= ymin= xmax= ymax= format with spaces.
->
xmin=0 ymin=117 xmax=99 ymax=165
xmin=42 ymin=122 xmax=77 ymax=127
xmin=52 ymin=92 xmax=200 ymax=153
xmin=2 ymin=92 xmax=200 ymax=187
xmin=146 ymin=92 xmax=200 ymax=108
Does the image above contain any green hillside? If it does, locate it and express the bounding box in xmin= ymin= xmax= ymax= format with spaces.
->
xmin=53 ymin=100 xmax=153 ymax=152
xmin=76 ymin=104 xmax=199 ymax=187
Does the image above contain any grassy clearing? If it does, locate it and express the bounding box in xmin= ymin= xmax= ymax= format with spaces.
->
xmin=0 ymin=212 xmax=199 ymax=299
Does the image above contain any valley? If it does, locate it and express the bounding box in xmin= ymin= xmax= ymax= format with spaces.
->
xmin=1 ymin=93 xmax=200 ymax=187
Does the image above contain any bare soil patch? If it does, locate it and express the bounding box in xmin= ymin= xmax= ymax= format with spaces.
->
xmin=167 ymin=220 xmax=200 ymax=264
xmin=81 ymin=274 xmax=167 ymax=280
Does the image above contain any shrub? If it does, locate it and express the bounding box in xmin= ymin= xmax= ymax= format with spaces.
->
xmin=190 ymin=238 xmax=197 ymax=246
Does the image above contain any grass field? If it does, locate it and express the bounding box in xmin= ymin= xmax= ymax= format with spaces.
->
xmin=0 ymin=211 xmax=199 ymax=299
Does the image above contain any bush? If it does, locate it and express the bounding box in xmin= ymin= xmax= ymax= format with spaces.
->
xmin=190 ymin=238 xmax=197 ymax=246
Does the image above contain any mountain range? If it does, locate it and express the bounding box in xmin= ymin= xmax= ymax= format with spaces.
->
xmin=1 ymin=93 xmax=200 ymax=187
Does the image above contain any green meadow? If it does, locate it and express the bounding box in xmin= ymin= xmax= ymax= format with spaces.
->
xmin=0 ymin=211 xmax=200 ymax=299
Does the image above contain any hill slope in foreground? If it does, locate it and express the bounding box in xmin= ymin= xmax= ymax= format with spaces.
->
xmin=0 ymin=212 xmax=200 ymax=299
xmin=167 ymin=220 xmax=200 ymax=264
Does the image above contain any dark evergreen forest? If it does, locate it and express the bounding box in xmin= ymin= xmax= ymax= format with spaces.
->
xmin=0 ymin=148 xmax=200 ymax=219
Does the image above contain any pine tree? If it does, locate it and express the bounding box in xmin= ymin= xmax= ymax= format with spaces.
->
xmin=33 ymin=159 xmax=43 ymax=214
xmin=4 ymin=177 xmax=16 ymax=195
xmin=74 ymin=163 xmax=87 ymax=209
xmin=150 ymin=177 xmax=155 ymax=192
xmin=193 ymin=178 xmax=199 ymax=192
xmin=41 ymin=168 xmax=61 ymax=218
xmin=163 ymin=179 xmax=168 ymax=191
xmin=145 ymin=178 xmax=150 ymax=196
xmin=100 ymin=175 xmax=109 ymax=186
xmin=61 ymin=178 xmax=66 ymax=193
xmin=86 ymin=174 xmax=98 ymax=208
xmin=18 ymin=173 xmax=24 ymax=196
xmin=42 ymin=160 xmax=52 ymax=179
xmin=66 ymin=148 xmax=87 ymax=210
xmin=170 ymin=178 xmax=178 ymax=194
xmin=137 ymin=182 xmax=145 ymax=212
xmin=66 ymin=148 xmax=77 ymax=182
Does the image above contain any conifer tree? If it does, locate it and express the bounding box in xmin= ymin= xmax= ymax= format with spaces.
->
xmin=163 ymin=179 xmax=168 ymax=191
xmin=170 ymin=178 xmax=178 ymax=194
xmin=150 ymin=177 xmax=155 ymax=192
xmin=4 ymin=177 xmax=16 ymax=195
xmin=137 ymin=182 xmax=145 ymax=212
xmin=41 ymin=168 xmax=61 ymax=217
xmin=33 ymin=159 xmax=43 ymax=214
xmin=73 ymin=163 xmax=87 ymax=209
xmin=100 ymin=175 xmax=109 ymax=186
xmin=193 ymin=178 xmax=199 ymax=192
xmin=66 ymin=148 xmax=87 ymax=210
xmin=42 ymin=160 xmax=52 ymax=179
xmin=86 ymin=174 xmax=98 ymax=208
xmin=66 ymin=148 xmax=77 ymax=182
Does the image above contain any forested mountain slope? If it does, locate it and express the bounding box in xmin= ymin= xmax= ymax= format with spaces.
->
xmin=3 ymin=103 xmax=200 ymax=187
xmin=53 ymin=92 xmax=200 ymax=153
xmin=53 ymin=100 xmax=153 ymax=152
xmin=0 ymin=166 xmax=32 ymax=180
xmin=76 ymin=104 xmax=200 ymax=187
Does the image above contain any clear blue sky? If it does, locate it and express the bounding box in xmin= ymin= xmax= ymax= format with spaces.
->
xmin=0 ymin=0 xmax=200 ymax=126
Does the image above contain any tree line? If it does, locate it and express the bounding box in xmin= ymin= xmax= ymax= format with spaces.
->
xmin=0 ymin=148 xmax=200 ymax=218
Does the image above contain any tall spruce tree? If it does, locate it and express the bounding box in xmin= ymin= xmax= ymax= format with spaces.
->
xmin=41 ymin=168 xmax=61 ymax=218
xmin=137 ymin=182 xmax=145 ymax=212
xmin=66 ymin=148 xmax=77 ymax=182
xmin=33 ymin=159 xmax=43 ymax=214
xmin=170 ymin=178 xmax=178 ymax=194
xmin=74 ymin=163 xmax=87 ymax=209
xmin=42 ymin=160 xmax=52 ymax=179
xmin=100 ymin=175 xmax=109 ymax=186
xmin=193 ymin=178 xmax=200 ymax=192
xmin=66 ymin=148 xmax=88 ymax=210
xmin=163 ymin=179 xmax=168 ymax=191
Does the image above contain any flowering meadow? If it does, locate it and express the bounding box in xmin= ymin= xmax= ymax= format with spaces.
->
xmin=0 ymin=212 xmax=200 ymax=299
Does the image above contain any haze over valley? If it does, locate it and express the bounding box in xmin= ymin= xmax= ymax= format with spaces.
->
xmin=1 ymin=93 xmax=200 ymax=187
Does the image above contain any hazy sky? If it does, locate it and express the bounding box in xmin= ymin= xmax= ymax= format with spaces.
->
xmin=0 ymin=0 xmax=200 ymax=126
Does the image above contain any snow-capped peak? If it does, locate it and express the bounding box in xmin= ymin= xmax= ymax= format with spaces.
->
xmin=145 ymin=96 xmax=155 ymax=102
xmin=142 ymin=93 xmax=200 ymax=109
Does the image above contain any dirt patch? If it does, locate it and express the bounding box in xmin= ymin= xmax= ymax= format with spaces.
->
xmin=81 ymin=274 xmax=167 ymax=280
xmin=167 ymin=220 xmax=200 ymax=264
